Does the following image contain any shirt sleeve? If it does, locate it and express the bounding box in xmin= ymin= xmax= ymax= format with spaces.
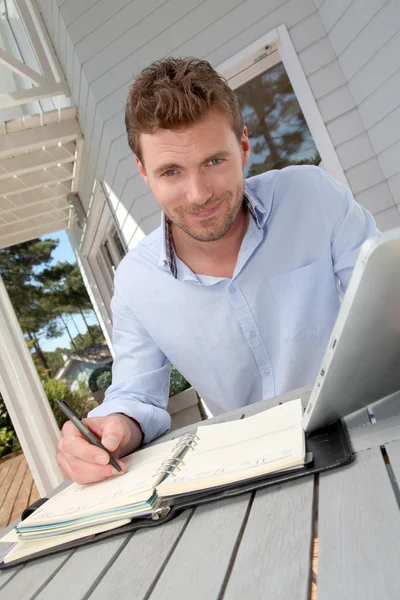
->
xmin=88 ymin=266 xmax=171 ymax=444
xmin=318 ymin=168 xmax=378 ymax=292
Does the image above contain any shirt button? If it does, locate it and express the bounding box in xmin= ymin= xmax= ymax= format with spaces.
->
xmin=264 ymin=369 xmax=271 ymax=375
xmin=250 ymin=330 xmax=257 ymax=339
xmin=230 ymin=285 xmax=236 ymax=294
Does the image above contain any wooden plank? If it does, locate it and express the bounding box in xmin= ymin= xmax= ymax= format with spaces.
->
xmin=0 ymin=551 xmax=73 ymax=600
xmin=385 ymin=439 xmax=400 ymax=483
xmin=289 ymin=12 xmax=326 ymax=53
xmin=318 ymin=447 xmax=400 ymax=600
xmin=0 ymin=564 xmax=24 ymax=592
xmin=0 ymin=458 xmax=27 ymax=530
xmin=9 ymin=465 xmax=35 ymax=525
xmin=60 ymin=0 xmax=99 ymax=27
xmin=35 ymin=535 xmax=132 ymax=600
xmin=355 ymin=182 xmax=395 ymax=215
xmin=223 ymin=478 xmax=315 ymax=600
xmin=318 ymin=0 xmax=353 ymax=31
xmin=317 ymin=85 xmax=355 ymax=123
xmin=374 ymin=207 xmax=400 ymax=232
xmin=349 ymin=414 xmax=400 ymax=452
xmin=368 ymin=106 xmax=400 ymax=155
xmin=0 ymin=460 xmax=14 ymax=495
xmin=149 ymin=495 xmax=251 ymax=600
xmin=298 ymin=38 xmax=336 ymax=77
xmin=370 ymin=390 xmax=400 ymax=421
xmin=336 ymin=133 xmax=375 ymax=171
xmin=343 ymin=407 xmax=370 ymax=430
xmin=378 ymin=140 xmax=400 ymax=181
xmin=346 ymin=157 xmax=385 ymax=195
xmin=68 ymin=0 xmax=132 ymax=45
xmin=329 ymin=0 xmax=386 ymax=56
xmin=88 ymin=511 xmax=192 ymax=600
xmin=347 ymin=30 xmax=400 ymax=105
xmin=204 ymin=0 xmax=314 ymax=68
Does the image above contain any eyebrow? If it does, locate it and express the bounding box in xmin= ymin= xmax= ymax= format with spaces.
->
xmin=153 ymin=151 xmax=231 ymax=177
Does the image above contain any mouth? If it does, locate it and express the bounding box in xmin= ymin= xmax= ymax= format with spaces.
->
xmin=188 ymin=201 xmax=222 ymax=220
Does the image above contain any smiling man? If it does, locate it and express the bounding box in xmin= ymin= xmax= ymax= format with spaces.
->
xmin=57 ymin=58 xmax=377 ymax=484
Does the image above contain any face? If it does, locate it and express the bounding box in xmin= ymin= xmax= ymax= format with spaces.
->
xmin=136 ymin=108 xmax=250 ymax=242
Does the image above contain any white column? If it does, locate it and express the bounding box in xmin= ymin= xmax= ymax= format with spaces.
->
xmin=0 ymin=276 xmax=64 ymax=497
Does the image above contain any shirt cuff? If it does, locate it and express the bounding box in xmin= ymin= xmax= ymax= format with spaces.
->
xmin=88 ymin=398 xmax=171 ymax=444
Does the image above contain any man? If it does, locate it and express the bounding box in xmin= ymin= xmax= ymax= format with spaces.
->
xmin=57 ymin=58 xmax=376 ymax=484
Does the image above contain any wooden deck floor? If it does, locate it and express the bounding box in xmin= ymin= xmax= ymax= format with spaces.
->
xmin=0 ymin=452 xmax=40 ymax=530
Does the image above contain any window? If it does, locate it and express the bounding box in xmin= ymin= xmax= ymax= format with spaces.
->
xmin=100 ymin=226 xmax=126 ymax=282
xmin=225 ymin=42 xmax=320 ymax=178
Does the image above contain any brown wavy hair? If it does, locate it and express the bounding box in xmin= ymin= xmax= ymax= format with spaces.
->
xmin=125 ymin=57 xmax=244 ymax=163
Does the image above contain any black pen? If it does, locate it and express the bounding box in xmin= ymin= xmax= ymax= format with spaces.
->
xmin=56 ymin=399 xmax=122 ymax=473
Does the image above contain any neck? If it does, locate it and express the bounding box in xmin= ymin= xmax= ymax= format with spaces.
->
xmin=171 ymin=205 xmax=249 ymax=278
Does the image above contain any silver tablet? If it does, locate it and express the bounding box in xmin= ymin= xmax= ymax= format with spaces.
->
xmin=302 ymin=227 xmax=400 ymax=432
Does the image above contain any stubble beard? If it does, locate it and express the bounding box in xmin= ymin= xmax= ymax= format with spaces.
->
xmin=166 ymin=183 xmax=245 ymax=243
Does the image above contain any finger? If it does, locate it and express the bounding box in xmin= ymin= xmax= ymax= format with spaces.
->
xmin=99 ymin=417 xmax=131 ymax=452
xmin=58 ymin=450 xmax=124 ymax=485
xmin=61 ymin=418 xmax=86 ymax=440
xmin=59 ymin=435 xmax=126 ymax=472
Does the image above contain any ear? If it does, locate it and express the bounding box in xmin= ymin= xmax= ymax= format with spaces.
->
xmin=241 ymin=126 xmax=251 ymax=168
xmin=136 ymin=156 xmax=149 ymax=185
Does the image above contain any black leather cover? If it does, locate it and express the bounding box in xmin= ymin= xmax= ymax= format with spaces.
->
xmin=0 ymin=420 xmax=352 ymax=568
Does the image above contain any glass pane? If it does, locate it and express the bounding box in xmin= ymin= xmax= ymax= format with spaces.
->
xmin=113 ymin=230 xmax=127 ymax=260
xmin=102 ymin=240 xmax=117 ymax=274
xmin=235 ymin=62 xmax=320 ymax=178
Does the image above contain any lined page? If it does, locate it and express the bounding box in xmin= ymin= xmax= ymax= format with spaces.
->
xmin=3 ymin=519 xmax=131 ymax=564
xmin=157 ymin=399 xmax=305 ymax=495
xmin=22 ymin=439 xmax=178 ymax=526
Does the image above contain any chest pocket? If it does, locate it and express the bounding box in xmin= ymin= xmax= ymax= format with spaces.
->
xmin=269 ymin=259 xmax=338 ymax=342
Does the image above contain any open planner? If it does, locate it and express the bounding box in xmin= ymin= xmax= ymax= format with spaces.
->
xmin=0 ymin=398 xmax=352 ymax=567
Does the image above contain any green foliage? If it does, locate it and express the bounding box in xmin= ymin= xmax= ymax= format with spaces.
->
xmin=0 ymin=393 xmax=20 ymax=457
xmin=43 ymin=325 xmax=106 ymax=378
xmin=0 ymin=238 xmax=101 ymax=376
xmin=42 ymin=378 xmax=97 ymax=429
xmin=96 ymin=371 xmax=112 ymax=391
xmin=86 ymin=364 xmax=190 ymax=397
xmin=88 ymin=365 xmax=113 ymax=392
xmin=43 ymin=348 xmax=68 ymax=375
xmin=169 ymin=365 xmax=191 ymax=397
xmin=69 ymin=325 xmax=105 ymax=352
xmin=0 ymin=428 xmax=19 ymax=458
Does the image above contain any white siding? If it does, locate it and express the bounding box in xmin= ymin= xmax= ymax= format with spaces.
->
xmin=316 ymin=0 xmax=400 ymax=229
xmin=36 ymin=0 xmax=400 ymax=274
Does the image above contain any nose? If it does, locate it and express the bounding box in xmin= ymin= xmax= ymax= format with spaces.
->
xmin=186 ymin=173 xmax=211 ymax=208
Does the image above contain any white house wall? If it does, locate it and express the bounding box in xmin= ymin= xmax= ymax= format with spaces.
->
xmin=37 ymin=0 xmax=400 ymax=254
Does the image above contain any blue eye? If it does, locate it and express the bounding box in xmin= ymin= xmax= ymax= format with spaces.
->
xmin=163 ymin=169 xmax=176 ymax=177
xmin=210 ymin=158 xmax=223 ymax=166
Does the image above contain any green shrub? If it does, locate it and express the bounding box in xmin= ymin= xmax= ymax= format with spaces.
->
xmin=169 ymin=365 xmax=191 ymax=397
xmin=87 ymin=364 xmax=190 ymax=397
xmin=0 ymin=394 xmax=20 ymax=457
xmin=96 ymin=371 xmax=112 ymax=391
xmin=88 ymin=365 xmax=113 ymax=392
xmin=43 ymin=378 xmax=97 ymax=429
xmin=0 ymin=426 xmax=20 ymax=458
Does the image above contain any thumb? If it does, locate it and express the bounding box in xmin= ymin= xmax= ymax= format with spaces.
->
xmin=101 ymin=417 xmax=127 ymax=452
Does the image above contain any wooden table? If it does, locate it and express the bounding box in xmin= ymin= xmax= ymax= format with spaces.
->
xmin=1 ymin=387 xmax=400 ymax=600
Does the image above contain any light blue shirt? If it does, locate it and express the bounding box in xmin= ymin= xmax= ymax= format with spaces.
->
xmin=89 ymin=166 xmax=377 ymax=442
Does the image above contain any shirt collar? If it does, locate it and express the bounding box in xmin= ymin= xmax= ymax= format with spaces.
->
xmin=159 ymin=183 xmax=267 ymax=279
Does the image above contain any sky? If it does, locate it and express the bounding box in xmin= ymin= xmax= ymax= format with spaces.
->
xmin=39 ymin=230 xmax=98 ymax=352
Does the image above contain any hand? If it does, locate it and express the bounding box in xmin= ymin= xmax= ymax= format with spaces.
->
xmin=57 ymin=414 xmax=143 ymax=485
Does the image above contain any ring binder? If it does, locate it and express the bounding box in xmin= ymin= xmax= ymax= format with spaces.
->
xmin=172 ymin=433 xmax=199 ymax=452
xmin=152 ymin=432 xmax=200 ymax=479
xmin=154 ymin=457 xmax=185 ymax=477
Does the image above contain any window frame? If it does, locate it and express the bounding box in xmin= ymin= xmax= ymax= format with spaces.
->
xmin=216 ymin=25 xmax=348 ymax=186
